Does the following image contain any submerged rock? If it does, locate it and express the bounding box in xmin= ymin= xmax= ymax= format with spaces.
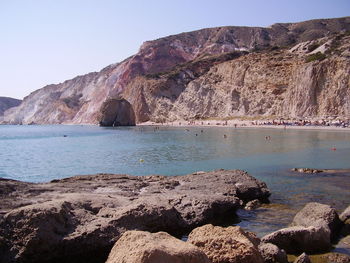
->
xmin=105 ymin=230 xmax=210 ymax=263
xmin=188 ymin=224 xmax=264 ymax=263
xmin=0 ymin=169 xmax=270 ymax=263
xmin=245 ymin=199 xmax=261 ymax=210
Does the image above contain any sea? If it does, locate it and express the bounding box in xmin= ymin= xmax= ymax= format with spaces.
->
xmin=1 ymin=124 xmax=350 ymax=252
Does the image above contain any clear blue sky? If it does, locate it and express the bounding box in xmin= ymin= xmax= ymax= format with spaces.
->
xmin=1 ymin=0 xmax=349 ymax=99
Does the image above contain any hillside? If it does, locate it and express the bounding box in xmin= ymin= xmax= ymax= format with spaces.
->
xmin=2 ymin=17 xmax=350 ymax=124
xmin=0 ymin=97 xmax=21 ymax=116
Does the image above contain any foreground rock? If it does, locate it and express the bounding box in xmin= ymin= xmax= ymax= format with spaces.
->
xmin=261 ymin=226 xmax=331 ymax=254
xmin=340 ymin=206 xmax=350 ymax=236
xmin=291 ymin=202 xmax=342 ymax=240
xmin=0 ymin=169 xmax=269 ymax=263
xmin=261 ymin=202 xmax=343 ymax=254
xmin=258 ymin=242 xmax=288 ymax=263
xmin=188 ymin=224 xmax=264 ymax=263
xmin=340 ymin=206 xmax=350 ymax=222
xmin=293 ymin=253 xmax=311 ymax=263
xmin=106 ymin=231 xmax=210 ymax=263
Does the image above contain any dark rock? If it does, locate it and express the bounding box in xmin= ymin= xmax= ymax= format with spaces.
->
xmin=99 ymin=98 xmax=136 ymax=126
xmin=261 ymin=226 xmax=331 ymax=254
xmin=293 ymin=253 xmax=311 ymax=263
xmin=258 ymin=242 xmax=288 ymax=263
xmin=0 ymin=169 xmax=270 ymax=263
xmin=291 ymin=202 xmax=342 ymax=240
xmin=342 ymin=220 xmax=350 ymax=236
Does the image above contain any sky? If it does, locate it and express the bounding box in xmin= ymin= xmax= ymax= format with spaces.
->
xmin=0 ymin=0 xmax=349 ymax=99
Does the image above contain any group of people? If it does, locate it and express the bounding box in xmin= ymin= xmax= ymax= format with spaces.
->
xmin=254 ymin=119 xmax=350 ymax=128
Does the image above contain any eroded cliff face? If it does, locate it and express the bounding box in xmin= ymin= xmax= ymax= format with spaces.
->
xmin=124 ymin=34 xmax=350 ymax=122
xmin=2 ymin=17 xmax=350 ymax=124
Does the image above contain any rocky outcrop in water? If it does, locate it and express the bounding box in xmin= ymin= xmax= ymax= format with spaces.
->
xmin=291 ymin=202 xmax=342 ymax=240
xmin=0 ymin=97 xmax=21 ymax=116
xmin=0 ymin=169 xmax=270 ymax=263
xmin=262 ymin=202 xmax=343 ymax=254
xmin=2 ymin=17 xmax=350 ymax=124
xmin=261 ymin=226 xmax=331 ymax=254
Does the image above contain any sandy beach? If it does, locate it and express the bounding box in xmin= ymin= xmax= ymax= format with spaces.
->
xmin=138 ymin=119 xmax=350 ymax=131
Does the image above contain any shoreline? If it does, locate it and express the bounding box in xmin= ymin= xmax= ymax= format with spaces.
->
xmin=1 ymin=119 xmax=350 ymax=132
xmin=138 ymin=119 xmax=350 ymax=132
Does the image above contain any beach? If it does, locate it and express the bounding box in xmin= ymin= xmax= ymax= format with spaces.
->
xmin=139 ymin=118 xmax=350 ymax=131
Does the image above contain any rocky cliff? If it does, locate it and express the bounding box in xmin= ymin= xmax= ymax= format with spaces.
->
xmin=2 ymin=17 xmax=350 ymax=124
xmin=125 ymin=33 xmax=350 ymax=122
xmin=0 ymin=97 xmax=21 ymax=116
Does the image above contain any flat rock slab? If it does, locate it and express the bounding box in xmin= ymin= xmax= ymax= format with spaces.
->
xmin=0 ymin=169 xmax=270 ymax=263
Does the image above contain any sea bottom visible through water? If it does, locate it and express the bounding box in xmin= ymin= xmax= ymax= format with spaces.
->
xmin=0 ymin=125 xmax=350 ymax=252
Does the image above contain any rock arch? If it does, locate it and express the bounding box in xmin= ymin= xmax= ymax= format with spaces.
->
xmin=99 ymin=99 xmax=136 ymax=126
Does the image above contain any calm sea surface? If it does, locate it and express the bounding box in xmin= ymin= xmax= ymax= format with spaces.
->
xmin=1 ymin=125 xmax=350 ymax=250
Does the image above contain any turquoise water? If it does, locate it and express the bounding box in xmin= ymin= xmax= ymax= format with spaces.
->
xmin=1 ymin=125 xmax=350 ymax=244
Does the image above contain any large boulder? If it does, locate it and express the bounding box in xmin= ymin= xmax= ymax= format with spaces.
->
xmin=291 ymin=202 xmax=342 ymax=240
xmin=258 ymin=242 xmax=288 ymax=263
xmin=0 ymin=169 xmax=270 ymax=263
xmin=261 ymin=226 xmax=331 ymax=254
xmin=105 ymin=231 xmax=210 ymax=263
xmin=99 ymin=98 xmax=136 ymax=126
xmin=188 ymin=224 xmax=264 ymax=263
